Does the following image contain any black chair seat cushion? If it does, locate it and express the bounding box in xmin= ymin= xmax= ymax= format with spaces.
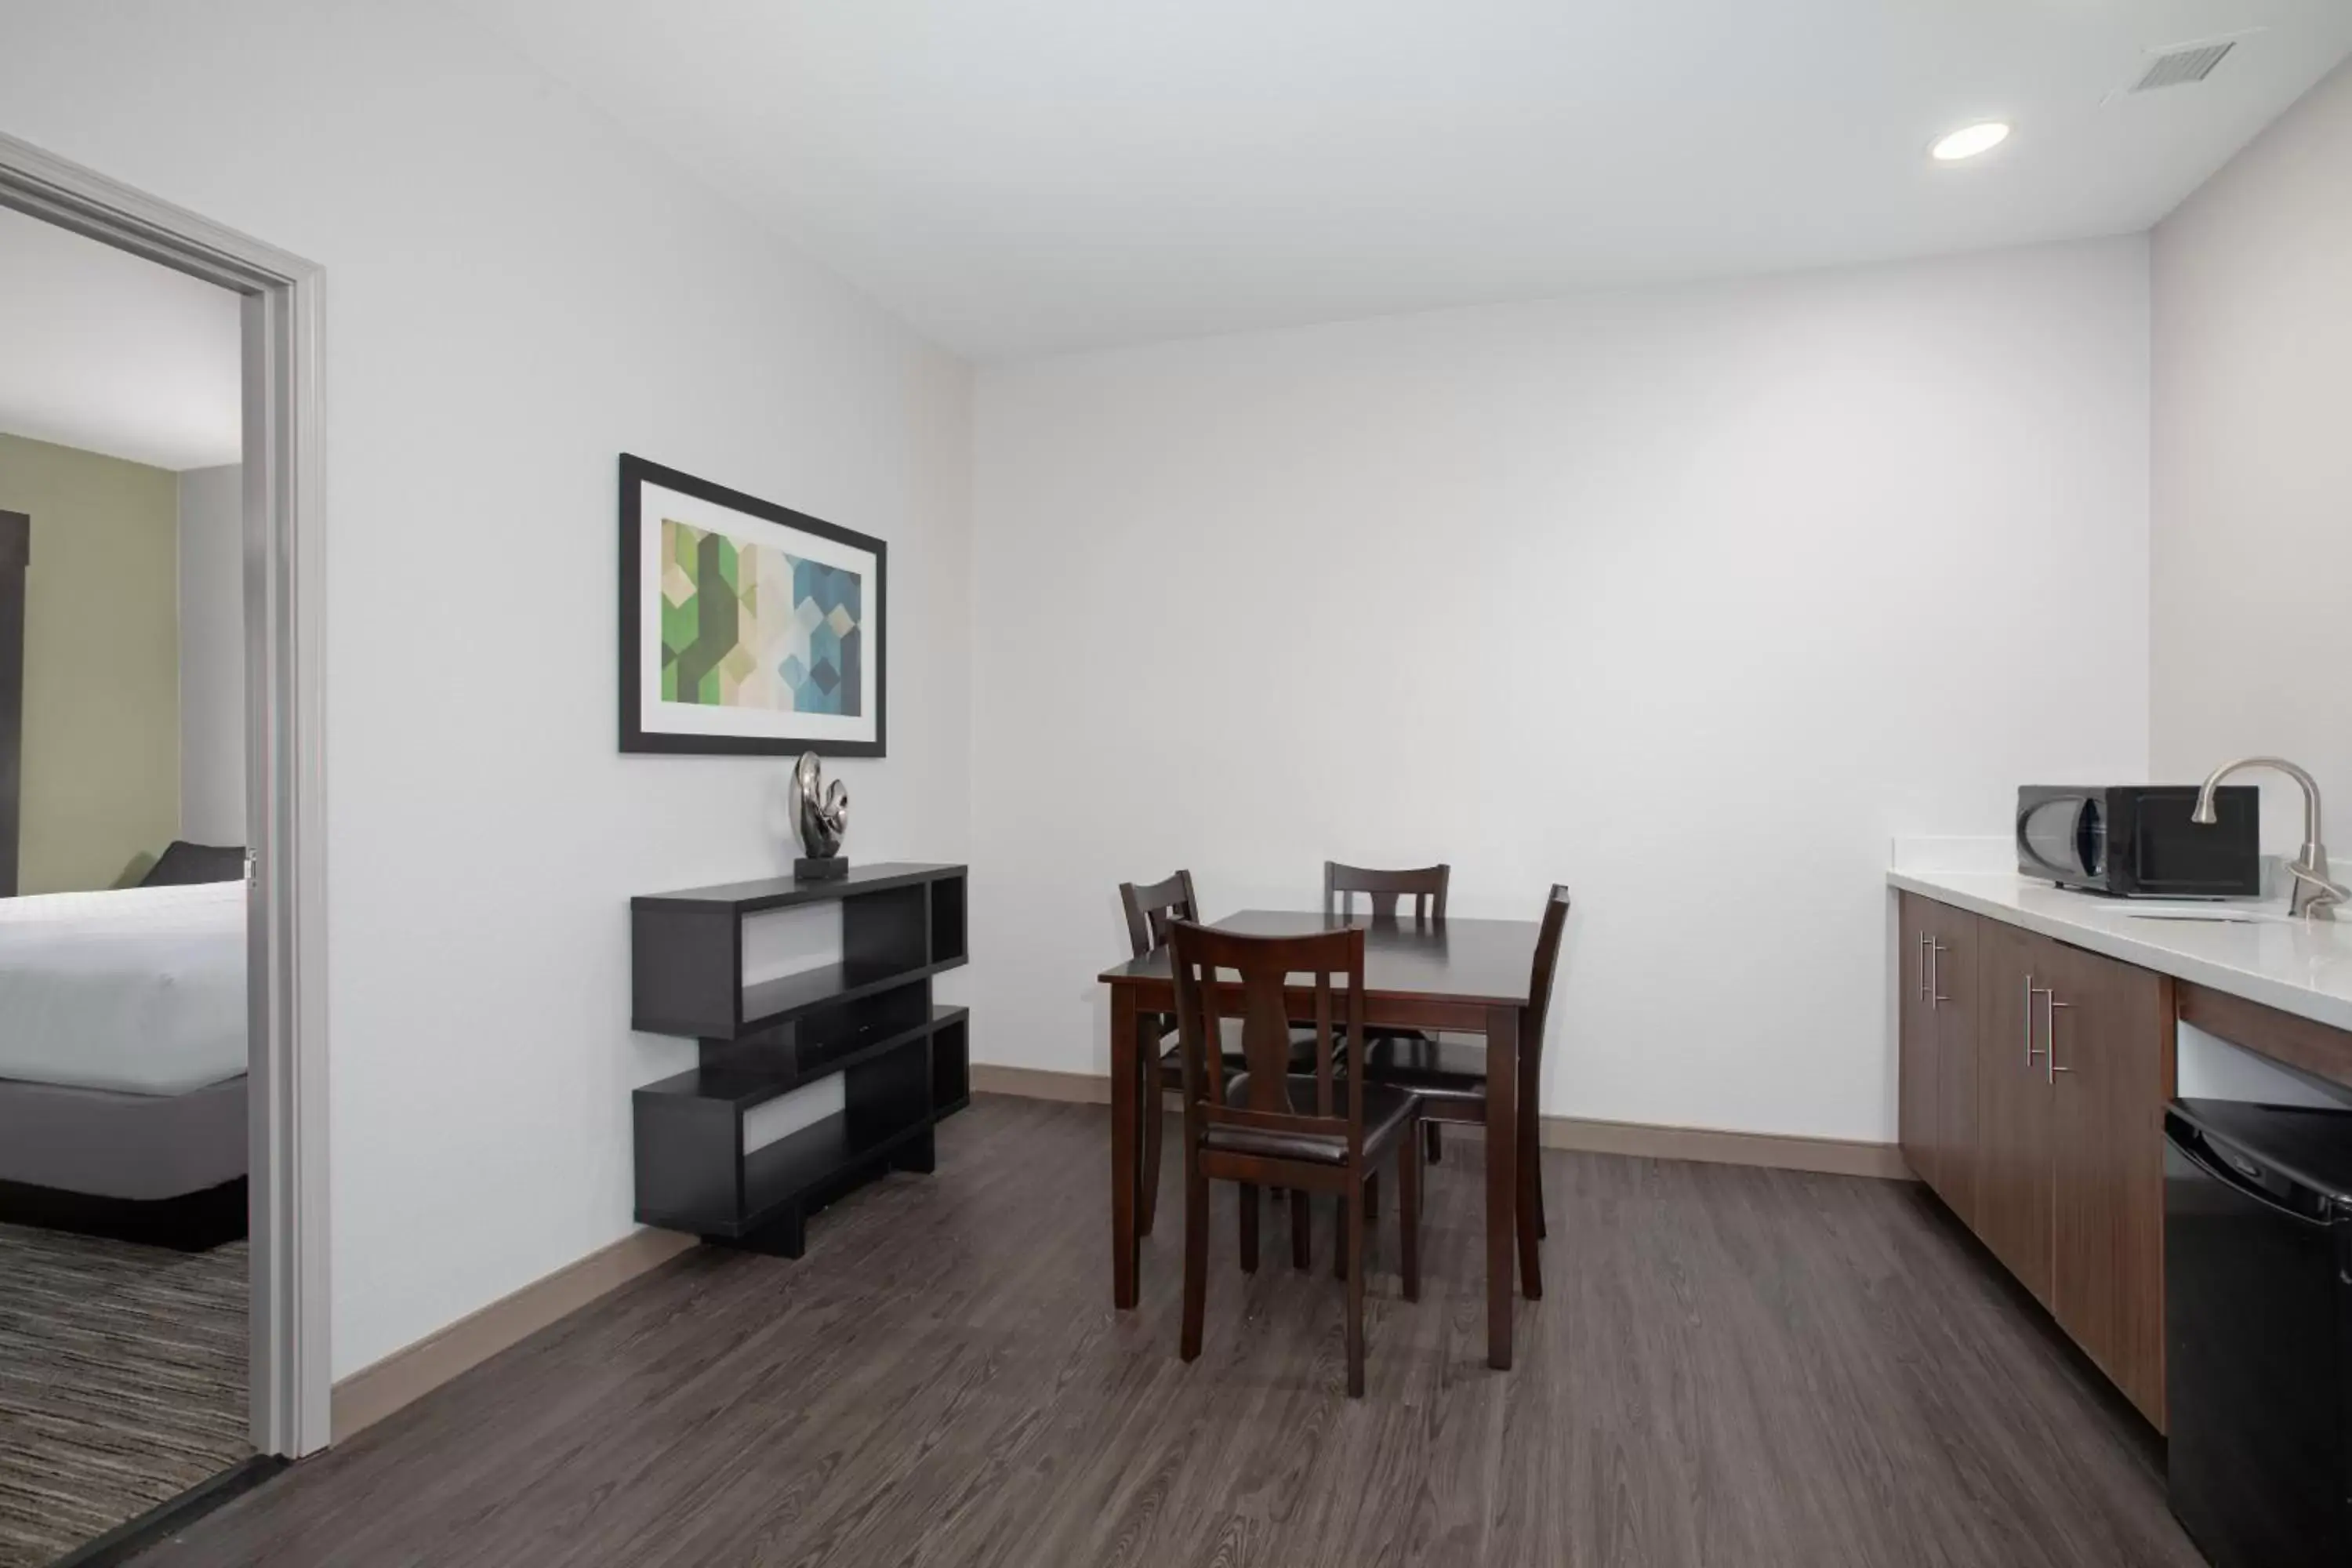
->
xmin=1200 ymin=1076 xmax=1418 ymax=1166
xmin=1363 ymin=1034 xmax=1492 ymax=1100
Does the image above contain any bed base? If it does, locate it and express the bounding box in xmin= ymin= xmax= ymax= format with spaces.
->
xmin=0 ymin=1175 xmax=247 ymax=1252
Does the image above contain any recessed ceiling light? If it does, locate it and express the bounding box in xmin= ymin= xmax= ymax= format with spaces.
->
xmin=1931 ymin=122 xmax=2011 ymax=162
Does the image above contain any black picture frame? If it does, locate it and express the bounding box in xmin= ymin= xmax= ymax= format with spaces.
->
xmin=618 ymin=454 xmax=887 ymax=757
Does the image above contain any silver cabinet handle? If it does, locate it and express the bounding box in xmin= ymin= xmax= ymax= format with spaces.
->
xmin=1918 ymin=932 xmax=1931 ymax=1000
xmin=1930 ymin=941 xmax=1950 ymax=1007
xmin=2046 ymin=996 xmax=2073 ymax=1082
xmin=2024 ymin=975 xmax=2046 ymax=1065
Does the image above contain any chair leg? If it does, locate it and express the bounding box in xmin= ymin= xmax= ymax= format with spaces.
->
xmin=1520 ymin=1093 xmax=1545 ymax=1239
xmin=1399 ymin=1131 xmax=1421 ymax=1304
xmin=1333 ymin=1197 xmax=1347 ymax=1279
xmin=1517 ymin=1153 xmax=1544 ymax=1301
xmin=1515 ymin=1095 xmax=1544 ymax=1295
xmin=1344 ymin=1182 xmax=1367 ymax=1398
xmin=1425 ymin=1122 xmax=1443 ymax=1164
xmin=1239 ymin=1182 xmax=1259 ymax=1274
xmin=1291 ymin=1189 xmax=1312 ymax=1270
xmin=1181 ymin=1166 xmax=1209 ymax=1363
xmin=1365 ymin=1171 xmax=1379 ymax=1220
xmin=1139 ymin=1067 xmax=1163 ymax=1237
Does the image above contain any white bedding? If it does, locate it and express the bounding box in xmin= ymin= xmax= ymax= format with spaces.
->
xmin=0 ymin=881 xmax=247 ymax=1095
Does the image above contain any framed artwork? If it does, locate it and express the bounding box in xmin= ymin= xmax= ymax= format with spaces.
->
xmin=619 ymin=454 xmax=886 ymax=757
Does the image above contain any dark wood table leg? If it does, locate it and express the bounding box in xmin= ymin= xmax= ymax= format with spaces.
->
xmin=1138 ymin=1036 xmax=1162 ymax=1238
xmin=1111 ymin=982 xmax=1142 ymax=1309
xmin=1484 ymin=1004 xmax=1519 ymax=1370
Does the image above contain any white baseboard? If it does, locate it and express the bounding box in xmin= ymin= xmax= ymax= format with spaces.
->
xmin=971 ymin=1063 xmax=1112 ymax=1103
xmin=1536 ymin=1113 xmax=1909 ymax=1179
xmin=329 ymin=1228 xmax=697 ymax=1443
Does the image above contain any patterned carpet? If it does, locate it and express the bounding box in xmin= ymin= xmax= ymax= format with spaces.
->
xmin=0 ymin=1225 xmax=249 ymax=1566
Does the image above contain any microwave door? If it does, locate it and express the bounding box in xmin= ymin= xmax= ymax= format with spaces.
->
xmin=2020 ymin=797 xmax=2100 ymax=881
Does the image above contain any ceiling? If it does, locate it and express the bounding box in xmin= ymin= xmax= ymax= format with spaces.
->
xmin=0 ymin=204 xmax=241 ymax=471
xmin=466 ymin=0 xmax=2352 ymax=360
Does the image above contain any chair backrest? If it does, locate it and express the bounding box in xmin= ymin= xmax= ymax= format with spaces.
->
xmin=1324 ymin=860 xmax=1450 ymax=923
xmin=1119 ymin=869 xmax=1200 ymax=959
xmin=1523 ymin=884 xmax=1573 ymax=1077
xmin=1167 ymin=920 xmax=1368 ymax=1164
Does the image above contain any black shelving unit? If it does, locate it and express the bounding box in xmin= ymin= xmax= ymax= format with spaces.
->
xmin=630 ymin=862 xmax=969 ymax=1258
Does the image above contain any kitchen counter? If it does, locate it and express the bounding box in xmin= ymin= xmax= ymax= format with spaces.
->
xmin=1887 ymin=869 xmax=2352 ymax=1036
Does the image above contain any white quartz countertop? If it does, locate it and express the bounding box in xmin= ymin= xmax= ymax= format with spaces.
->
xmin=1886 ymin=869 xmax=2352 ymax=1036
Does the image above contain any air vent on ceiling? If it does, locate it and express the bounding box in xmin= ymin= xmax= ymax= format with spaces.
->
xmin=2132 ymin=40 xmax=2235 ymax=93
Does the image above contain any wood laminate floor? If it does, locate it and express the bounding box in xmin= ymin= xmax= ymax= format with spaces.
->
xmin=137 ymin=1097 xmax=2198 ymax=1567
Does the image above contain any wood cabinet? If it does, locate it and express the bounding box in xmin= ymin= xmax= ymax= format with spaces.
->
xmin=1929 ymin=904 xmax=1979 ymax=1225
xmin=1973 ymin=920 xmax=2055 ymax=1305
xmin=1896 ymin=895 xmax=1979 ymax=1225
xmin=1896 ymin=894 xmax=1937 ymax=1190
xmin=2046 ymin=940 xmax=2169 ymax=1425
xmin=1896 ymin=894 xmax=2172 ymax=1429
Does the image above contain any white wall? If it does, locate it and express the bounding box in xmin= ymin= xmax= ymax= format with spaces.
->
xmin=0 ymin=201 xmax=241 ymax=470
xmin=2151 ymin=60 xmax=2352 ymax=852
xmin=971 ymin=238 xmax=2151 ymax=1144
xmin=0 ymin=0 xmax=972 ymax=1377
xmin=176 ymin=463 xmax=243 ymax=845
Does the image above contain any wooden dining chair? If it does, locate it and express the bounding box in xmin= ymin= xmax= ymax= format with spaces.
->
xmin=1325 ymin=860 xmax=1451 ymax=1161
xmin=1323 ymin=860 xmax=1450 ymax=923
xmin=1361 ymin=884 xmax=1570 ymax=1298
xmin=1167 ymin=919 xmax=1421 ymax=1396
xmin=1120 ymin=871 xmax=1319 ymax=1240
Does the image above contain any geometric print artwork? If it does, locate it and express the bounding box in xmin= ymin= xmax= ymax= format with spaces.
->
xmin=659 ymin=517 xmax=864 ymax=717
xmin=620 ymin=452 xmax=887 ymax=759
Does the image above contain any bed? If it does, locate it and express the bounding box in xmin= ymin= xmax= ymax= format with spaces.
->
xmin=0 ymin=876 xmax=249 ymax=1248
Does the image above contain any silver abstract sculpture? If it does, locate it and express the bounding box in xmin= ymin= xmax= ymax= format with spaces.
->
xmin=793 ymin=751 xmax=850 ymax=862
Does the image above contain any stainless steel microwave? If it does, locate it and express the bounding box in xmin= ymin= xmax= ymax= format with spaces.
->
xmin=2016 ymin=786 xmax=2261 ymax=898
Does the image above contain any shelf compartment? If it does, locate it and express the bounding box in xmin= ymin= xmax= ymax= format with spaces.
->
xmin=795 ymin=985 xmax=932 ymax=1076
xmin=630 ymin=862 xmax=970 ymax=1040
xmin=639 ymin=1008 xmax=933 ymax=1112
xmin=929 ymin=874 xmax=967 ymax=965
xmin=931 ymin=1007 xmax=970 ymax=1117
xmin=738 ymin=1109 xmax=935 ymax=1235
xmin=736 ymin=957 xmax=950 ymax=1040
xmin=710 ymin=982 xmax=931 ymax=1073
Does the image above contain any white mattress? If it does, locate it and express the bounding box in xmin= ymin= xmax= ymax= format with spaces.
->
xmin=0 ymin=881 xmax=247 ymax=1095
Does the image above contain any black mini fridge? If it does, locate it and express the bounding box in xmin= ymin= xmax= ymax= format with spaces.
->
xmin=2164 ymin=1098 xmax=2352 ymax=1568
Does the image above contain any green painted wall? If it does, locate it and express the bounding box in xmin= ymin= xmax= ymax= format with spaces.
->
xmin=0 ymin=433 xmax=180 ymax=894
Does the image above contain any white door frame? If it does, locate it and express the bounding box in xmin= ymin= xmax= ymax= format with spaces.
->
xmin=0 ymin=131 xmax=331 ymax=1457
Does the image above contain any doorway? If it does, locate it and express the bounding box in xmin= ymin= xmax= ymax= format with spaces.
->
xmin=0 ymin=128 xmax=328 ymax=1560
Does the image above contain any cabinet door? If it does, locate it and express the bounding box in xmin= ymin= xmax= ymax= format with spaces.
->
xmin=1973 ymin=920 xmax=2053 ymax=1306
xmin=1896 ymin=894 xmax=1938 ymax=1192
xmin=1928 ymin=903 xmax=1979 ymax=1226
xmin=2048 ymin=942 xmax=2171 ymax=1428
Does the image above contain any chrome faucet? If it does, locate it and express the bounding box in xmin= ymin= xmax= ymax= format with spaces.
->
xmin=2192 ymin=756 xmax=2351 ymax=921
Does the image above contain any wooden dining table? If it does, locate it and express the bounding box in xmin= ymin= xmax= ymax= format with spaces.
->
xmin=1097 ymin=908 xmax=1541 ymax=1370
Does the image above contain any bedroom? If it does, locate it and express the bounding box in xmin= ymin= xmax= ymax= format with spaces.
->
xmin=0 ymin=200 xmax=256 ymax=1567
